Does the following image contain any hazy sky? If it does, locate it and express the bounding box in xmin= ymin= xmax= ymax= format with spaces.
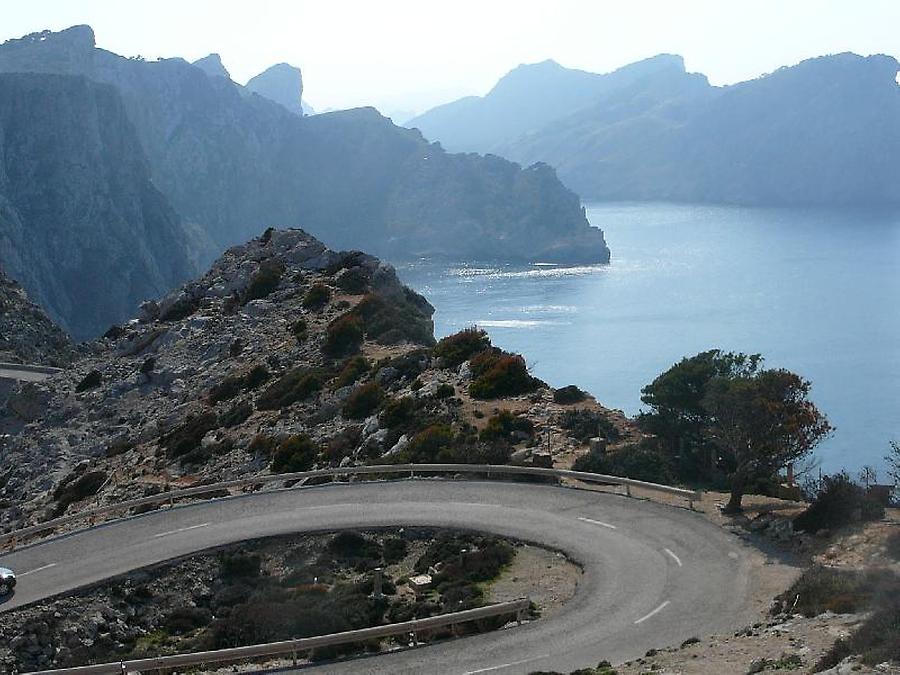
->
xmin=3 ymin=0 xmax=899 ymax=116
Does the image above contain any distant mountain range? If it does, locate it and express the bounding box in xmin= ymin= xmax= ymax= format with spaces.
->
xmin=408 ymin=53 xmax=900 ymax=205
xmin=0 ymin=26 xmax=608 ymax=340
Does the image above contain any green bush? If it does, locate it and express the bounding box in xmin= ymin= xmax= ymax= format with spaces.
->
xmin=324 ymin=313 xmax=365 ymax=357
xmin=794 ymin=472 xmax=886 ymax=533
xmin=290 ymin=318 xmax=308 ymax=342
xmin=343 ymin=382 xmax=385 ymax=420
xmin=379 ymin=396 xmax=417 ymax=430
xmin=559 ymin=409 xmax=620 ymax=443
xmin=334 ymin=356 xmax=370 ymax=388
xmin=303 ymin=283 xmax=332 ymax=310
xmin=208 ymin=365 xmax=271 ymax=404
xmin=248 ymin=434 xmax=276 ymax=456
xmin=468 ymin=350 xmax=540 ymax=399
xmin=350 ymin=293 xmax=435 ymax=347
xmin=553 ymin=385 xmax=586 ymax=404
xmin=160 ymin=411 xmax=218 ymax=460
xmin=375 ymin=349 xmax=431 ymax=380
xmin=480 ymin=410 xmax=534 ymax=444
xmin=433 ymin=327 xmax=491 ymax=368
xmin=75 ymin=369 xmax=102 ymax=392
xmin=256 ymin=367 xmax=324 ymax=410
xmin=272 ymin=435 xmax=319 ymax=473
xmin=336 ymin=267 xmax=371 ymax=295
xmin=398 ymin=425 xmax=456 ymax=463
xmin=573 ymin=440 xmax=673 ymax=484
xmin=327 ymin=531 xmax=382 ymax=562
xmin=219 ymin=552 xmax=262 ymax=579
xmin=775 ymin=566 xmax=900 ymax=617
xmin=220 ymin=400 xmax=253 ymax=428
xmin=163 ymin=607 xmax=212 ymax=635
xmin=245 ymin=260 xmax=283 ymax=301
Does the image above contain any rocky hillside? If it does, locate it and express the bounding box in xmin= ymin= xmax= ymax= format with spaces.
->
xmin=0 ymin=269 xmax=74 ymax=366
xmin=0 ymin=26 xmax=608 ymax=342
xmin=0 ymin=229 xmax=628 ymax=535
xmin=410 ymin=53 xmax=900 ymax=206
xmin=0 ymin=72 xmax=203 ymax=340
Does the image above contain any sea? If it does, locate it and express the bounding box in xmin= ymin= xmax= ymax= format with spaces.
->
xmin=397 ymin=202 xmax=900 ymax=477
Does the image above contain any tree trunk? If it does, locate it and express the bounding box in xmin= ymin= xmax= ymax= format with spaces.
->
xmin=724 ymin=472 xmax=746 ymax=514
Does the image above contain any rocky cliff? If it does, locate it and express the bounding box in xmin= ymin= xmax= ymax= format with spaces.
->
xmin=0 ymin=25 xmax=608 ymax=314
xmin=0 ymin=268 xmax=73 ymax=366
xmin=0 ymin=72 xmax=202 ymax=340
xmin=245 ymin=62 xmax=304 ymax=115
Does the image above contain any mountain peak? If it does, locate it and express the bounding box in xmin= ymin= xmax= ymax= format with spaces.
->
xmin=192 ymin=53 xmax=230 ymax=79
xmin=246 ymin=63 xmax=304 ymax=115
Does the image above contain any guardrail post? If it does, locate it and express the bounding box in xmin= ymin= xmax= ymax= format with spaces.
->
xmin=625 ymin=484 xmax=632 ymax=498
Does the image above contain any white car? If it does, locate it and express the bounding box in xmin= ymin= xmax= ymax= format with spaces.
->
xmin=0 ymin=567 xmax=16 ymax=595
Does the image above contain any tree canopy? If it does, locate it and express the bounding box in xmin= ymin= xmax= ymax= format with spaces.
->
xmin=640 ymin=350 xmax=832 ymax=512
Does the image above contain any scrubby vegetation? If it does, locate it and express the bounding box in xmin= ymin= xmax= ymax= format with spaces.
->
xmin=245 ymin=260 xmax=284 ymax=301
xmin=302 ymin=283 xmax=332 ymax=310
xmin=794 ymin=472 xmax=885 ymax=533
xmin=323 ymin=313 xmax=365 ymax=357
xmin=480 ymin=410 xmax=534 ymax=446
xmin=74 ymin=370 xmax=102 ymax=392
xmin=468 ymin=349 xmax=541 ymax=399
xmin=3 ymin=529 xmax=526 ymax=670
xmin=573 ymin=440 xmax=673 ymax=484
xmin=433 ymin=327 xmax=491 ymax=368
xmin=350 ymin=293 xmax=435 ymax=347
xmin=558 ymin=409 xmax=620 ymax=444
xmin=256 ymin=366 xmax=325 ymax=410
xmin=343 ymin=382 xmax=385 ymax=420
xmin=553 ymin=385 xmax=586 ymax=405
xmin=334 ymin=355 xmax=370 ymax=388
xmin=271 ymin=435 xmax=319 ymax=473
xmin=159 ymin=411 xmax=219 ymax=464
xmin=773 ymin=566 xmax=900 ymax=670
xmin=207 ymin=365 xmax=271 ymax=404
xmin=290 ymin=318 xmax=308 ymax=342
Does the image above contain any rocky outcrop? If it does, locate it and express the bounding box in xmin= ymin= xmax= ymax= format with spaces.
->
xmin=0 ymin=228 xmax=622 ymax=535
xmin=192 ymin=53 xmax=230 ymax=79
xmin=0 ymin=72 xmax=203 ymax=340
xmin=0 ymin=269 xmax=74 ymax=366
xmin=245 ymin=62 xmax=303 ymax=114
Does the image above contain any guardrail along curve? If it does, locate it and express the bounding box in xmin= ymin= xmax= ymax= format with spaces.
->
xmin=0 ymin=464 xmax=702 ymax=550
xmin=27 ymin=598 xmax=532 ymax=675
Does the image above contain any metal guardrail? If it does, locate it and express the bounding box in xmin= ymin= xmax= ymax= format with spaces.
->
xmin=0 ymin=464 xmax=701 ymax=549
xmin=27 ymin=598 xmax=531 ymax=674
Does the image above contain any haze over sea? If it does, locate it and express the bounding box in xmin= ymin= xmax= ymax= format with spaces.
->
xmin=399 ymin=202 xmax=900 ymax=476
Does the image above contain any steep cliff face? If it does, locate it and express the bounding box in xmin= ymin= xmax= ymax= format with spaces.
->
xmin=0 ymin=72 xmax=200 ymax=340
xmin=245 ymin=62 xmax=304 ymax=115
xmin=0 ymin=268 xmax=73 ymax=366
xmin=0 ymin=26 xmax=608 ymax=265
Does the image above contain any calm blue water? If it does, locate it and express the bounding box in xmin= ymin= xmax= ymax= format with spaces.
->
xmin=397 ymin=202 xmax=900 ymax=476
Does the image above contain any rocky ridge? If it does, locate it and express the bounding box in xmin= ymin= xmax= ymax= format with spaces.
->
xmin=0 ymin=228 xmax=627 ymax=535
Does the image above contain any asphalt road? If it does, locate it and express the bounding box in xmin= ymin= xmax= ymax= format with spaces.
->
xmin=0 ymin=480 xmax=755 ymax=674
